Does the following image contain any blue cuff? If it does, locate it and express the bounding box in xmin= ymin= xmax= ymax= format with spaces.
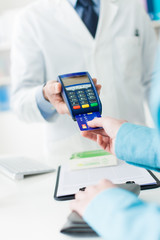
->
xmin=151 ymin=46 xmax=160 ymax=136
xmin=83 ymin=188 xmax=139 ymax=239
xmin=83 ymin=187 xmax=160 ymax=240
xmin=115 ymin=123 xmax=144 ymax=161
xmin=35 ymin=86 xmax=56 ymax=120
xmin=115 ymin=123 xmax=160 ymax=170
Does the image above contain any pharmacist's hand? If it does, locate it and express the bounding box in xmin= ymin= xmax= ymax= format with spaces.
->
xmin=43 ymin=79 xmax=101 ymax=115
xmin=81 ymin=117 xmax=127 ymax=155
xmin=70 ymin=179 xmax=116 ymax=216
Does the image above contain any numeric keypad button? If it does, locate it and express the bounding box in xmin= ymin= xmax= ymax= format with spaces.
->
xmin=88 ymin=96 xmax=96 ymax=100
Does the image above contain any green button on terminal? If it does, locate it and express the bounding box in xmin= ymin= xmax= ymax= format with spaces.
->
xmin=91 ymin=102 xmax=98 ymax=107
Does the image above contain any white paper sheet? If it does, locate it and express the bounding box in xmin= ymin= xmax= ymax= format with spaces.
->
xmin=57 ymin=160 xmax=157 ymax=197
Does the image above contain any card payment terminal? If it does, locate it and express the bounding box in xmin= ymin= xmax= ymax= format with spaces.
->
xmin=57 ymin=72 xmax=102 ymax=131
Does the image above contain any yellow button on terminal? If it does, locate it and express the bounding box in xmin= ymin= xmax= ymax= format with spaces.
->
xmin=82 ymin=104 xmax=89 ymax=108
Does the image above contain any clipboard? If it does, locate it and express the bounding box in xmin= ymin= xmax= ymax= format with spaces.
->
xmin=54 ymin=164 xmax=160 ymax=201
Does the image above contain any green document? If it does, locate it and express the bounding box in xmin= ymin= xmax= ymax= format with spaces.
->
xmin=69 ymin=150 xmax=117 ymax=170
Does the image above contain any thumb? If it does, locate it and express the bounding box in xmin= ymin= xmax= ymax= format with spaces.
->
xmin=53 ymin=82 xmax=62 ymax=94
xmin=87 ymin=117 xmax=104 ymax=128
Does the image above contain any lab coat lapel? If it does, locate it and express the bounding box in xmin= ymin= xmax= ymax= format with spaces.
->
xmin=54 ymin=0 xmax=94 ymax=43
xmin=96 ymin=0 xmax=119 ymax=41
xmin=49 ymin=0 xmax=119 ymax=44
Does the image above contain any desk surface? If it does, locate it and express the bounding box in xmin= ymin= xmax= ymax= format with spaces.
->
xmin=0 ymin=170 xmax=160 ymax=240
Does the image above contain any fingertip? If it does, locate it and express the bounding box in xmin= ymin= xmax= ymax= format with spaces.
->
xmin=92 ymin=78 xmax=97 ymax=85
xmin=57 ymin=82 xmax=62 ymax=91
xmin=87 ymin=117 xmax=102 ymax=127
xmin=99 ymin=179 xmax=108 ymax=185
xmin=80 ymin=131 xmax=88 ymax=137
xmin=87 ymin=119 xmax=94 ymax=127
xmin=80 ymin=131 xmax=86 ymax=137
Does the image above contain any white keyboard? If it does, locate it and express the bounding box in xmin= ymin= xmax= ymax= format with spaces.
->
xmin=0 ymin=156 xmax=55 ymax=180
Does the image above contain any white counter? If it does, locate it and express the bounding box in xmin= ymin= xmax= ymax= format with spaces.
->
xmin=0 ymin=169 xmax=160 ymax=240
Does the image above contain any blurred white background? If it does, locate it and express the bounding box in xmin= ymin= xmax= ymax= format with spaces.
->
xmin=0 ymin=0 xmax=45 ymax=162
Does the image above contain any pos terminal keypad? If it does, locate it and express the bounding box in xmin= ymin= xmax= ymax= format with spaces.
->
xmin=57 ymin=72 xmax=102 ymax=131
xmin=67 ymin=87 xmax=98 ymax=110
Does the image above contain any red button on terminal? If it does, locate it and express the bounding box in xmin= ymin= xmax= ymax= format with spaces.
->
xmin=73 ymin=105 xmax=81 ymax=109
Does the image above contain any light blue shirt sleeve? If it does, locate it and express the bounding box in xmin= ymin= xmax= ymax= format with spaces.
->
xmin=83 ymin=100 xmax=160 ymax=240
xmin=35 ymin=86 xmax=56 ymax=120
xmin=83 ymin=188 xmax=160 ymax=240
xmin=115 ymin=46 xmax=160 ymax=171
xmin=115 ymin=122 xmax=160 ymax=171
xmin=151 ymin=47 xmax=160 ymax=136
xmin=83 ymin=47 xmax=160 ymax=240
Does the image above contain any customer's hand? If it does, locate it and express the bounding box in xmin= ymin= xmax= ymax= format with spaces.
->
xmin=81 ymin=117 xmax=127 ymax=155
xmin=70 ymin=179 xmax=116 ymax=216
xmin=43 ymin=79 xmax=101 ymax=115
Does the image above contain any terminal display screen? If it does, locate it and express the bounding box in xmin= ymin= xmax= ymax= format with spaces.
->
xmin=61 ymin=74 xmax=90 ymax=87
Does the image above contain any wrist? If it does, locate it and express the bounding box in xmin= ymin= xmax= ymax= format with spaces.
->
xmin=115 ymin=122 xmax=131 ymax=158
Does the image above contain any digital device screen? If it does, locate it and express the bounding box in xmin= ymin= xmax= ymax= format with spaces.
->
xmin=61 ymin=75 xmax=90 ymax=87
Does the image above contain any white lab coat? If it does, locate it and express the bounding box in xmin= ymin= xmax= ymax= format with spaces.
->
xmin=11 ymin=0 xmax=157 ymax=166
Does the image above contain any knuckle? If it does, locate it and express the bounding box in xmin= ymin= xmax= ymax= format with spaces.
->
xmin=75 ymin=191 xmax=83 ymax=199
xmin=99 ymin=179 xmax=108 ymax=185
